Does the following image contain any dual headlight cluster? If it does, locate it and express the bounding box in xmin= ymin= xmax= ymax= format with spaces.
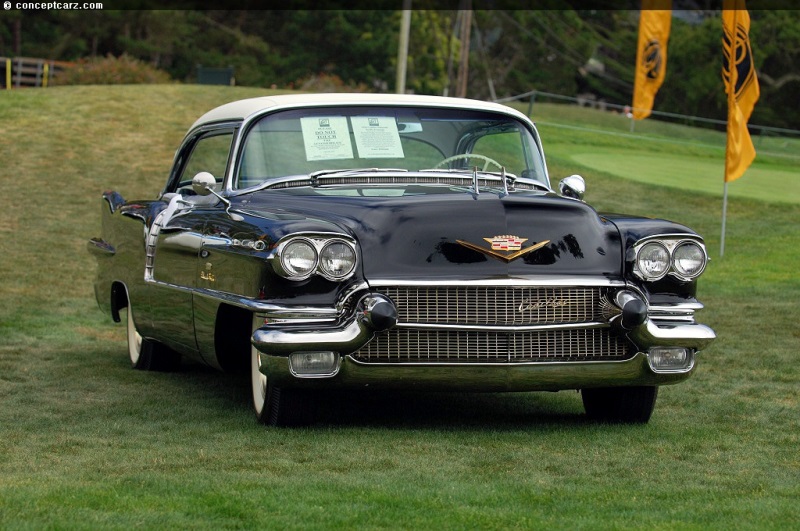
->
xmin=633 ymin=238 xmax=708 ymax=282
xmin=271 ymin=234 xmax=357 ymax=281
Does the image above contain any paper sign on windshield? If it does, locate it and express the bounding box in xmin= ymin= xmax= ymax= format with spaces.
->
xmin=301 ymin=116 xmax=354 ymax=161
xmin=352 ymin=117 xmax=404 ymax=159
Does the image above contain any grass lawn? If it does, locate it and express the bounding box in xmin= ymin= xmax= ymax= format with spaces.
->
xmin=1 ymin=85 xmax=798 ymax=529
xmin=557 ymin=150 xmax=799 ymax=205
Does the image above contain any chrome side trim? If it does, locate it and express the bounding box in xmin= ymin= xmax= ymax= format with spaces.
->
xmin=145 ymin=278 xmax=341 ymax=319
xmin=143 ymin=210 xmax=166 ymax=281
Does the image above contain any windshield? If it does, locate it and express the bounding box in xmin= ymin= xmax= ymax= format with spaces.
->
xmin=234 ymin=106 xmax=548 ymax=190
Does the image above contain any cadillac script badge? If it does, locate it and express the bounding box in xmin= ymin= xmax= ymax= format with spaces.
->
xmin=457 ymin=235 xmax=550 ymax=263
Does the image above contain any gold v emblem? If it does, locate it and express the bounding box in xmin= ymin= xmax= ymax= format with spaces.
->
xmin=456 ymin=237 xmax=550 ymax=263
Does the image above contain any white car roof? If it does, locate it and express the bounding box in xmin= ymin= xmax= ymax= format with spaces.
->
xmin=191 ymin=93 xmax=529 ymax=130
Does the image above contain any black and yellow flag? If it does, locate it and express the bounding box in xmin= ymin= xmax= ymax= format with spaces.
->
xmin=632 ymin=0 xmax=672 ymax=120
xmin=722 ymin=0 xmax=760 ymax=183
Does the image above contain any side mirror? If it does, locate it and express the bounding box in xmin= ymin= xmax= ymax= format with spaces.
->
xmin=189 ymin=172 xmax=243 ymax=221
xmin=559 ymin=174 xmax=586 ymax=201
xmin=192 ymin=172 xmax=217 ymax=196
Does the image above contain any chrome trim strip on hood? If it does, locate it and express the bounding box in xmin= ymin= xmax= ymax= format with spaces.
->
xmin=395 ymin=322 xmax=609 ymax=332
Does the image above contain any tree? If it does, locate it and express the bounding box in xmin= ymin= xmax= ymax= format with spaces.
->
xmin=3 ymin=9 xmax=797 ymax=129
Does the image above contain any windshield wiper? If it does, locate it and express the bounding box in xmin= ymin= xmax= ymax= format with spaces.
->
xmin=422 ymin=167 xmax=518 ymax=179
xmin=422 ymin=167 xmax=521 ymax=195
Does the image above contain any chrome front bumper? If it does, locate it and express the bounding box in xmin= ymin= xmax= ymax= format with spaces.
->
xmin=260 ymin=351 xmax=697 ymax=392
xmin=251 ymin=288 xmax=716 ymax=391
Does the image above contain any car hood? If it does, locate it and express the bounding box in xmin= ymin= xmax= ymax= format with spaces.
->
xmin=239 ymin=189 xmax=623 ymax=281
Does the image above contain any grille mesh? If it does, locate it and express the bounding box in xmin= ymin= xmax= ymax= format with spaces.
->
xmin=352 ymin=328 xmax=629 ymax=363
xmin=377 ymin=286 xmax=604 ymax=326
xmin=353 ymin=286 xmax=631 ymax=364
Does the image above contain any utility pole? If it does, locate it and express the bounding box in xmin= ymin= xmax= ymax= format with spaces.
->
xmin=456 ymin=0 xmax=472 ymax=98
xmin=14 ymin=19 xmax=22 ymax=56
xmin=396 ymin=0 xmax=412 ymax=94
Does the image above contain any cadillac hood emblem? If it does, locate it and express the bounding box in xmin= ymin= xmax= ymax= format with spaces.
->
xmin=485 ymin=235 xmax=526 ymax=251
xmin=457 ymin=235 xmax=550 ymax=263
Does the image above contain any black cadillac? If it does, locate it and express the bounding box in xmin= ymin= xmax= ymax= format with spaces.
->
xmin=88 ymin=94 xmax=716 ymax=426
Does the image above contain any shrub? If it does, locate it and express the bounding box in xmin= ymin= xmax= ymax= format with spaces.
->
xmin=52 ymin=54 xmax=172 ymax=86
xmin=296 ymin=73 xmax=370 ymax=93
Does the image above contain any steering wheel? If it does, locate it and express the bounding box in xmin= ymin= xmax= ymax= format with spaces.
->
xmin=433 ymin=153 xmax=503 ymax=172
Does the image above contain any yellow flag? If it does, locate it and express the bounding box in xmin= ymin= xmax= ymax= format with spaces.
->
xmin=722 ymin=0 xmax=760 ymax=183
xmin=632 ymin=0 xmax=672 ymax=120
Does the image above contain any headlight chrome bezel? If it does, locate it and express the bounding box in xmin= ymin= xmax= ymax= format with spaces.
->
xmin=272 ymin=234 xmax=358 ymax=282
xmin=635 ymin=241 xmax=671 ymax=281
xmin=280 ymin=238 xmax=319 ymax=278
xmin=672 ymin=241 xmax=708 ymax=278
xmin=632 ymin=236 xmax=708 ymax=282
xmin=319 ymin=240 xmax=357 ymax=279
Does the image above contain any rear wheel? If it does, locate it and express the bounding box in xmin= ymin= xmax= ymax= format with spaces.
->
xmin=251 ymin=315 xmax=313 ymax=427
xmin=125 ymin=303 xmax=180 ymax=372
xmin=581 ymin=386 xmax=658 ymax=424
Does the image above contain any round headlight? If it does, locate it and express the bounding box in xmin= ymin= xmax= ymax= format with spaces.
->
xmin=673 ymin=242 xmax=706 ymax=278
xmin=637 ymin=242 xmax=670 ymax=280
xmin=280 ymin=239 xmax=317 ymax=278
xmin=319 ymin=240 xmax=356 ymax=279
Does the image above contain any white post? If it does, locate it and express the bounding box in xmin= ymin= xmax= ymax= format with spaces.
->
xmin=396 ymin=2 xmax=412 ymax=95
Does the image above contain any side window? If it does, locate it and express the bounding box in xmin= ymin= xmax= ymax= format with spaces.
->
xmin=177 ymin=132 xmax=234 ymax=193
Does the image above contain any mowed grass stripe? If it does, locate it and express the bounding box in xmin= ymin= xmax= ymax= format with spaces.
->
xmin=564 ymin=151 xmax=800 ymax=205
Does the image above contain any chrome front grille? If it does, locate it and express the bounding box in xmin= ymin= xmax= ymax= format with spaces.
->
xmin=352 ymin=328 xmax=630 ymax=363
xmin=353 ymin=285 xmax=631 ymax=364
xmin=377 ymin=286 xmax=604 ymax=326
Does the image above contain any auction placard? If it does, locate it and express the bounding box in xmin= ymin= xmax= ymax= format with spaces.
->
xmin=351 ymin=116 xmax=404 ymax=159
xmin=300 ymin=116 xmax=354 ymax=161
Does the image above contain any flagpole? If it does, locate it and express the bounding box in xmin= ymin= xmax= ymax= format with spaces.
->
xmin=720 ymin=6 xmax=738 ymax=259
xmin=720 ymin=182 xmax=728 ymax=257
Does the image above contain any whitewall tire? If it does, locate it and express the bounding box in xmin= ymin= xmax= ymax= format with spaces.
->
xmin=251 ymin=314 xmax=313 ymax=427
xmin=123 ymin=300 xmax=180 ymax=372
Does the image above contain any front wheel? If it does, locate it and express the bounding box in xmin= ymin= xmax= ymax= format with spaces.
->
xmin=125 ymin=303 xmax=180 ymax=372
xmin=251 ymin=315 xmax=313 ymax=427
xmin=581 ymin=386 xmax=658 ymax=424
